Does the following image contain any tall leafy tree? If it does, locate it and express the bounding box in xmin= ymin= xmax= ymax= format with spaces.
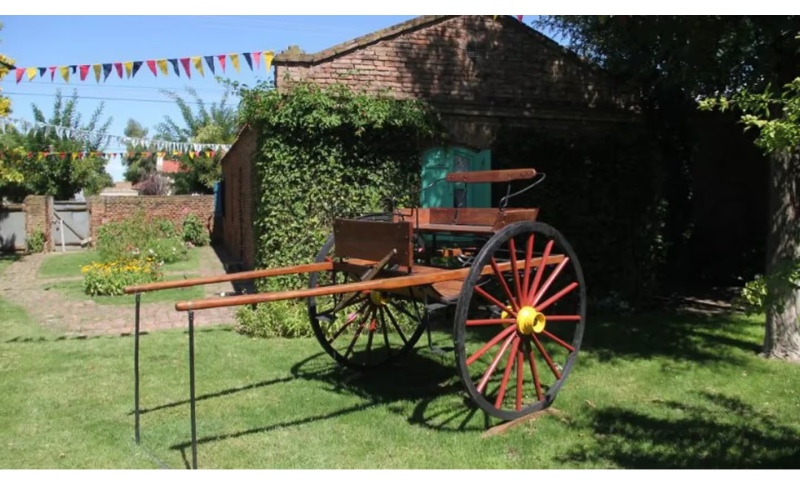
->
xmin=121 ymin=118 xmax=158 ymax=184
xmin=0 ymin=22 xmax=25 ymax=189
xmin=154 ymin=86 xmax=239 ymax=194
xmin=4 ymin=89 xmax=114 ymax=200
xmin=536 ymin=15 xmax=800 ymax=361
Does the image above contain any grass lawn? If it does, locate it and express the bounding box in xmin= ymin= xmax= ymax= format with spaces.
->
xmin=0 ymin=287 xmax=799 ymax=469
xmin=37 ymin=248 xmax=201 ymax=279
xmin=0 ymin=253 xmax=20 ymax=274
xmin=41 ymin=276 xmax=204 ymax=305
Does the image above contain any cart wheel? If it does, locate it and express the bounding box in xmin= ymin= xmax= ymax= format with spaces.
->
xmin=453 ymin=221 xmax=586 ymax=421
xmin=307 ymin=213 xmax=426 ymax=370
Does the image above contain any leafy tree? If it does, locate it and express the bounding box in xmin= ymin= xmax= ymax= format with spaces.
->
xmin=3 ymin=89 xmax=114 ymax=200
xmin=121 ymin=119 xmax=158 ymax=184
xmin=0 ymin=22 xmax=25 ymax=189
xmin=154 ymin=86 xmax=240 ymax=194
xmin=536 ymin=15 xmax=800 ymax=361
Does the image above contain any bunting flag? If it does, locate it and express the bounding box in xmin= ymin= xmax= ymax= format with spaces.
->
xmin=0 ymin=149 xmax=222 ymax=160
xmin=10 ymin=48 xmax=279 ymax=84
xmin=2 ymin=117 xmax=233 ymax=155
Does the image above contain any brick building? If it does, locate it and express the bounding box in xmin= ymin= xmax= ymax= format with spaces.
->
xmin=220 ymin=15 xmax=641 ymax=269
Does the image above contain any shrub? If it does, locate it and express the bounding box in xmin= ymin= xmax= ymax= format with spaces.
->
xmin=234 ymin=301 xmax=314 ymax=339
xmin=182 ymin=214 xmax=210 ymax=247
xmin=26 ymin=230 xmax=46 ymax=254
xmin=143 ymin=236 xmax=189 ymax=265
xmin=95 ymin=210 xmax=190 ymax=264
xmin=81 ymin=257 xmax=163 ymax=296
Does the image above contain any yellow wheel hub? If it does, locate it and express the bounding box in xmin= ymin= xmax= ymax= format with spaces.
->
xmin=369 ymin=291 xmax=389 ymax=306
xmin=516 ymin=306 xmax=546 ymax=335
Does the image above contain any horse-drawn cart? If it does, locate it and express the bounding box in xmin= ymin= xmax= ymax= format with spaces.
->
xmin=126 ymin=167 xmax=586 ymax=467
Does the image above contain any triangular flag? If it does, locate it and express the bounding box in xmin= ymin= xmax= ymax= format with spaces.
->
xmin=49 ymin=66 xmax=56 ymax=81
xmin=189 ymin=151 xmax=195 ymax=159
xmin=132 ymin=61 xmax=143 ymax=78
xmin=264 ymin=51 xmax=274 ymax=73
xmin=114 ymin=62 xmax=123 ymax=79
xmin=26 ymin=67 xmax=37 ymax=81
xmin=179 ymin=58 xmax=191 ymax=78
xmin=204 ymin=56 xmax=215 ymax=75
xmin=79 ymin=65 xmax=90 ymax=81
xmin=37 ymin=152 xmax=45 ymax=161
xmin=517 ymin=15 xmax=524 ymax=22
xmin=146 ymin=60 xmax=157 ymax=76
xmin=70 ymin=65 xmax=77 ymax=74
xmin=243 ymin=52 xmax=253 ymax=71
xmin=59 ymin=152 xmax=66 ymax=160
xmin=217 ymin=54 xmax=226 ymax=73
xmin=38 ymin=67 xmax=46 ymax=78
xmin=252 ymin=52 xmax=261 ymax=70
xmin=60 ymin=66 xmax=70 ymax=83
xmin=192 ymin=56 xmax=204 ymax=77
xmin=102 ymin=63 xmax=112 ymax=81
xmin=124 ymin=61 xmax=133 ymax=78
xmin=72 ymin=152 xmax=79 ymax=160
xmin=15 ymin=68 xmax=23 ymax=83
xmin=230 ymin=53 xmax=240 ymax=73
xmin=157 ymin=59 xmax=169 ymax=76
xmin=168 ymin=59 xmax=180 ymax=77
xmin=93 ymin=64 xmax=101 ymax=83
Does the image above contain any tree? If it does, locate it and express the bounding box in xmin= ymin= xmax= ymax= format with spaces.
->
xmin=0 ymin=22 xmax=25 ymax=189
xmin=154 ymin=86 xmax=239 ymax=194
xmin=3 ymin=89 xmax=114 ymax=200
xmin=121 ymin=119 xmax=158 ymax=184
xmin=536 ymin=15 xmax=800 ymax=361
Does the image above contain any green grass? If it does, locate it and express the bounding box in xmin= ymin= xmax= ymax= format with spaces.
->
xmin=41 ymin=276 xmax=204 ymax=305
xmin=0 ymin=253 xmax=20 ymax=274
xmin=0 ymin=296 xmax=799 ymax=469
xmin=37 ymin=249 xmax=201 ymax=279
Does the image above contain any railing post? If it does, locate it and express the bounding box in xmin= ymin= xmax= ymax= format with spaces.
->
xmin=188 ymin=310 xmax=198 ymax=470
xmin=134 ymin=292 xmax=141 ymax=444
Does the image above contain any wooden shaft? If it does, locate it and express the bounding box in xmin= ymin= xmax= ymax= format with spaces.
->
xmin=175 ymin=255 xmax=565 ymax=312
xmin=445 ymin=168 xmax=536 ymax=184
xmin=124 ymin=261 xmax=334 ymax=294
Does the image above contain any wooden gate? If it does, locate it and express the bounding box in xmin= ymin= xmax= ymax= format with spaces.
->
xmin=51 ymin=200 xmax=90 ymax=251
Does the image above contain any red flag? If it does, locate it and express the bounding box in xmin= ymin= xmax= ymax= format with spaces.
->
xmin=179 ymin=58 xmax=191 ymax=78
xmin=79 ymin=65 xmax=90 ymax=81
xmin=114 ymin=62 xmax=123 ymax=79
xmin=517 ymin=15 xmax=524 ymax=22
xmin=49 ymin=66 xmax=56 ymax=81
xmin=253 ymin=51 xmax=261 ymax=70
xmin=59 ymin=152 xmax=66 ymax=160
xmin=15 ymin=68 xmax=23 ymax=83
xmin=217 ymin=54 xmax=226 ymax=73
xmin=146 ymin=60 xmax=157 ymax=76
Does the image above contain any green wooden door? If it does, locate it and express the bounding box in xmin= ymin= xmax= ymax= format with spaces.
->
xmin=420 ymin=146 xmax=491 ymax=208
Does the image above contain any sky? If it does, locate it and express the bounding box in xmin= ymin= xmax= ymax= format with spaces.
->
xmin=1 ymin=10 xmax=561 ymax=182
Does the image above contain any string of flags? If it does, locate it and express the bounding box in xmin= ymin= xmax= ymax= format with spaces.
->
xmin=12 ymin=50 xmax=275 ymax=84
xmin=0 ymin=149 xmax=220 ymax=161
xmin=0 ymin=118 xmax=231 ymax=156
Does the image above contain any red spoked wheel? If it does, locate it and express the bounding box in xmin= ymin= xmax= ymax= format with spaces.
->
xmin=453 ymin=221 xmax=586 ymax=421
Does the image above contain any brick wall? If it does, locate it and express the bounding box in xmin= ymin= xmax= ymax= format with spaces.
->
xmin=86 ymin=195 xmax=215 ymax=244
xmin=275 ymin=15 xmax=637 ymax=146
xmin=220 ymin=126 xmax=257 ymax=269
xmin=23 ymin=195 xmax=51 ymax=245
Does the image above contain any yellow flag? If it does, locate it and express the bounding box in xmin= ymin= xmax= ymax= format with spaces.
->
xmin=189 ymin=151 xmax=195 ymax=159
xmin=26 ymin=67 xmax=37 ymax=81
xmin=192 ymin=56 xmax=204 ymax=77
xmin=230 ymin=54 xmax=240 ymax=73
xmin=37 ymin=152 xmax=45 ymax=161
xmin=93 ymin=64 xmax=102 ymax=83
xmin=157 ymin=59 xmax=169 ymax=76
xmin=124 ymin=61 xmax=133 ymax=78
xmin=263 ymin=51 xmax=274 ymax=73
xmin=72 ymin=152 xmax=79 ymax=160
xmin=60 ymin=66 xmax=70 ymax=83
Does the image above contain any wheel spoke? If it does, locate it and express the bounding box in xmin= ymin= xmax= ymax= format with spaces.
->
xmin=525 ymin=340 xmax=544 ymax=401
xmin=508 ymin=238 xmax=523 ymax=306
xmin=326 ymin=300 xmax=370 ymax=344
xmin=542 ymin=329 xmax=575 ymax=352
xmin=531 ymin=257 xmax=570 ymax=307
xmin=466 ymin=318 xmax=516 ymax=326
xmin=516 ymin=347 xmax=524 ymax=411
xmin=318 ymin=294 xmax=367 ymax=320
xmin=532 ymin=333 xmax=561 ymax=379
xmin=491 ymin=257 xmax=519 ymax=312
xmin=544 ymin=314 xmax=582 ymax=322
xmin=344 ymin=307 xmax=374 ymax=359
xmin=379 ymin=307 xmax=392 ymax=357
xmin=477 ymin=333 xmax=516 ymax=394
xmin=494 ymin=336 xmax=521 ymax=408
xmin=466 ymin=325 xmax=516 ymax=366
xmin=475 ymin=285 xmax=516 ymax=317
xmin=521 ymin=233 xmax=535 ymax=306
xmin=365 ymin=319 xmax=375 ymax=364
xmin=384 ymin=304 xmax=409 ymax=345
xmin=536 ymin=282 xmax=579 ymax=312
xmin=526 ymin=239 xmax=553 ymax=303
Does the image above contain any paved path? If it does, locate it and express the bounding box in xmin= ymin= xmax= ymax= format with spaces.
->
xmin=0 ymin=246 xmax=240 ymax=337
